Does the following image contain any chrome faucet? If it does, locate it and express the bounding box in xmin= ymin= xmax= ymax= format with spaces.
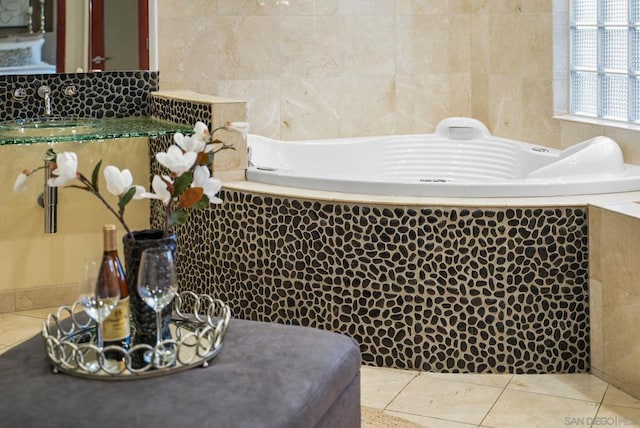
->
xmin=37 ymin=85 xmax=52 ymax=116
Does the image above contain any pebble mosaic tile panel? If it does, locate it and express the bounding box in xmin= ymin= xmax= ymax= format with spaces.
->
xmin=0 ymin=71 xmax=159 ymax=120
xmin=151 ymin=96 xmax=211 ymax=127
xmin=159 ymin=189 xmax=590 ymax=374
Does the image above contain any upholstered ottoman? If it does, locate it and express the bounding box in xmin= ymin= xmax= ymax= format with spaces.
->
xmin=0 ymin=318 xmax=361 ymax=428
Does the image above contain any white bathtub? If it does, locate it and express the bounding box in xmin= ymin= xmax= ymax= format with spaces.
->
xmin=246 ymin=118 xmax=640 ymax=198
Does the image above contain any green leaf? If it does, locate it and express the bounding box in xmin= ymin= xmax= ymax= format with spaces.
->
xmin=168 ymin=210 xmax=189 ymax=228
xmin=91 ymin=160 xmax=103 ymax=192
xmin=172 ymin=172 xmax=193 ymax=197
xmin=118 ymin=187 xmax=136 ymax=212
xmin=192 ymin=194 xmax=209 ymax=209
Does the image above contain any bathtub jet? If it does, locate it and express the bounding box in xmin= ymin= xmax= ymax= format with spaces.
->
xmin=246 ymin=117 xmax=640 ymax=198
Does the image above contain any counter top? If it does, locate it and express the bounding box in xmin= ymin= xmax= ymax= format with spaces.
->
xmin=0 ymin=116 xmax=192 ymax=145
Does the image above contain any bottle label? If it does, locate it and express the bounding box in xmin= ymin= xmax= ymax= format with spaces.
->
xmin=103 ymin=296 xmax=130 ymax=342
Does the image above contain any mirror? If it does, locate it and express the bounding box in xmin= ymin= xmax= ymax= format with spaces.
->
xmin=0 ymin=0 xmax=157 ymax=75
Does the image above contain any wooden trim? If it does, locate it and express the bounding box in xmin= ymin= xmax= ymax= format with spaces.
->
xmin=90 ymin=0 xmax=105 ymax=71
xmin=56 ymin=0 xmax=66 ymax=72
xmin=138 ymin=0 xmax=149 ymax=70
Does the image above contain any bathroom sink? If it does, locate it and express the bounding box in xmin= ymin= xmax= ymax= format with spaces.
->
xmin=0 ymin=117 xmax=104 ymax=138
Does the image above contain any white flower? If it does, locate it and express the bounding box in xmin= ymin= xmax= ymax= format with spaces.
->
xmin=155 ymin=145 xmax=197 ymax=175
xmin=103 ymin=166 xmax=145 ymax=199
xmin=174 ymin=133 xmax=205 ymax=153
xmin=192 ymin=166 xmax=223 ymax=203
xmin=193 ymin=121 xmax=210 ymax=143
xmin=48 ymin=152 xmax=78 ymax=187
xmin=13 ymin=170 xmax=30 ymax=192
xmin=131 ymin=185 xmax=146 ymax=199
xmin=141 ymin=175 xmax=173 ymax=205
xmin=225 ymin=122 xmax=250 ymax=139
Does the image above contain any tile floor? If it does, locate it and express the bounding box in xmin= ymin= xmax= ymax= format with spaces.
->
xmin=361 ymin=364 xmax=640 ymax=427
xmin=2 ymin=309 xmax=640 ymax=428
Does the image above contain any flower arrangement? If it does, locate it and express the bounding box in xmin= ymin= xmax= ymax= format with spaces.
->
xmin=14 ymin=121 xmax=249 ymax=237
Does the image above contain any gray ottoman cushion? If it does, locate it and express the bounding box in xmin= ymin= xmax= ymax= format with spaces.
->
xmin=0 ymin=318 xmax=361 ymax=427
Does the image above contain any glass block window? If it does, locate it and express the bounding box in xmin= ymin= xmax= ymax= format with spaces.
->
xmin=570 ymin=0 xmax=640 ymax=122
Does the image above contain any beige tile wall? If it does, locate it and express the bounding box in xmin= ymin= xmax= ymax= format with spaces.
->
xmin=0 ymin=138 xmax=150 ymax=312
xmin=589 ymin=207 xmax=640 ymax=399
xmin=472 ymin=0 xmax=640 ymax=157
xmin=157 ymin=1 xmax=640 ymax=158
xmin=158 ymin=0 xmax=473 ymax=140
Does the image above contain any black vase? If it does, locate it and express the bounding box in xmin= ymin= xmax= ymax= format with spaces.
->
xmin=123 ymin=229 xmax=177 ymax=367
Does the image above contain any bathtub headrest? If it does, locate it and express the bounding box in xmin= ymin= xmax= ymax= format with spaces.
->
xmin=435 ymin=117 xmax=491 ymax=140
xmin=527 ymin=135 xmax=624 ymax=179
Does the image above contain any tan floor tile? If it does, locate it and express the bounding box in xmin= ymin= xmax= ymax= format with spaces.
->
xmin=425 ymin=372 xmax=513 ymax=388
xmin=385 ymin=410 xmax=478 ymax=427
xmin=596 ymin=404 xmax=640 ymax=426
xmin=0 ymin=313 xmax=43 ymax=346
xmin=482 ymin=389 xmax=600 ymax=428
xmin=360 ymin=365 xmax=419 ymax=409
xmin=0 ymin=344 xmax=8 ymax=355
xmin=507 ymin=373 xmax=608 ymax=402
xmin=362 ymin=407 xmax=423 ymax=428
xmin=387 ymin=373 xmax=503 ymax=425
xmin=603 ymin=386 xmax=640 ymax=409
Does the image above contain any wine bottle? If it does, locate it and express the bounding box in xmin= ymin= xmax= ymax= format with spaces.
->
xmin=100 ymin=224 xmax=131 ymax=359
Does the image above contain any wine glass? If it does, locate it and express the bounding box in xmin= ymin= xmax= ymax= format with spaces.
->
xmin=137 ymin=247 xmax=178 ymax=367
xmin=78 ymin=259 xmax=120 ymax=371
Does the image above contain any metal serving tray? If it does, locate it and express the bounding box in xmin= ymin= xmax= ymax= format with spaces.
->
xmin=41 ymin=291 xmax=231 ymax=380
